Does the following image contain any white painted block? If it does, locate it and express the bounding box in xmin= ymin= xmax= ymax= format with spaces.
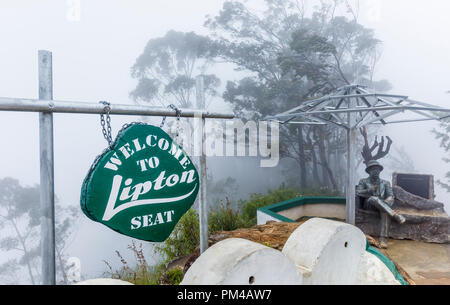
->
xmin=181 ymin=238 xmax=303 ymax=285
xmin=356 ymin=252 xmax=400 ymax=285
xmin=282 ymin=218 xmax=366 ymax=285
xmin=74 ymin=278 xmax=133 ymax=285
xmin=256 ymin=210 xmax=281 ymax=225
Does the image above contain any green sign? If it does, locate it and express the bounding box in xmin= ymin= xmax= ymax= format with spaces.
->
xmin=80 ymin=123 xmax=199 ymax=242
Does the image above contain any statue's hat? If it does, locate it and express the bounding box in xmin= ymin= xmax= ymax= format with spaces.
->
xmin=365 ymin=160 xmax=384 ymax=173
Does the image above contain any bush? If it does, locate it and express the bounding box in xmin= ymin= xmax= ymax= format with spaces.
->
xmin=162 ymin=268 xmax=184 ymax=285
xmin=103 ymin=240 xmax=165 ymax=285
xmin=154 ymin=209 xmax=200 ymax=263
xmin=239 ymin=187 xmax=302 ymax=226
xmin=208 ymin=199 xmax=250 ymax=233
xmin=239 ymin=186 xmax=343 ymax=226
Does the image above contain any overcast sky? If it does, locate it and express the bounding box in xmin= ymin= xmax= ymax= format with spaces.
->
xmin=0 ymin=0 xmax=449 ymax=281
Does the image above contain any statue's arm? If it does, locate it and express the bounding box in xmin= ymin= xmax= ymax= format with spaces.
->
xmin=356 ymin=180 xmax=371 ymax=198
xmin=384 ymin=181 xmax=394 ymax=205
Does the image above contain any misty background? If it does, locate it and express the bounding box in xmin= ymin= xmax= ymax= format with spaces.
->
xmin=0 ymin=0 xmax=449 ymax=283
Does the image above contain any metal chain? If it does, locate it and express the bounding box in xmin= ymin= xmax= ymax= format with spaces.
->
xmin=160 ymin=104 xmax=182 ymax=140
xmin=98 ymin=102 xmax=181 ymax=147
xmin=99 ymin=101 xmax=113 ymax=147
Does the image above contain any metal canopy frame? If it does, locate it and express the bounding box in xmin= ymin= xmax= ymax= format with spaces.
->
xmin=265 ymin=84 xmax=450 ymax=225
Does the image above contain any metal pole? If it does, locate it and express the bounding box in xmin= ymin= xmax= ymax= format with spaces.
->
xmin=196 ymin=76 xmax=208 ymax=253
xmin=346 ymin=127 xmax=356 ymax=225
xmin=0 ymin=97 xmax=235 ymax=119
xmin=38 ymin=50 xmax=56 ymax=285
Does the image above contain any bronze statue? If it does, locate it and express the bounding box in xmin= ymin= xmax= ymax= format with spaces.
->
xmin=356 ymin=160 xmax=406 ymax=248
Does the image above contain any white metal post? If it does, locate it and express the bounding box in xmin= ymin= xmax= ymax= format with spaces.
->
xmin=38 ymin=50 xmax=56 ymax=285
xmin=196 ymin=76 xmax=208 ymax=253
xmin=346 ymin=127 xmax=357 ymax=225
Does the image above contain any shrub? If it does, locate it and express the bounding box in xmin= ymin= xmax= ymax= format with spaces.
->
xmin=208 ymin=199 xmax=250 ymax=232
xmin=162 ymin=268 xmax=184 ymax=285
xmin=103 ymin=240 xmax=165 ymax=285
xmin=154 ymin=208 xmax=200 ymax=263
xmin=239 ymin=186 xmax=343 ymax=226
xmin=239 ymin=187 xmax=302 ymax=226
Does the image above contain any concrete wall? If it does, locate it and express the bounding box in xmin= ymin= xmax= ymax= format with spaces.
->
xmin=257 ymin=203 xmax=346 ymax=225
xmin=278 ymin=204 xmax=346 ymax=221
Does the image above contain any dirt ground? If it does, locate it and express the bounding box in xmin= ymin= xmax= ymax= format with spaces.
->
xmin=383 ymin=239 xmax=450 ymax=285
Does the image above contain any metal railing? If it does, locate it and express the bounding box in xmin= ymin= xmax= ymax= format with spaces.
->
xmin=0 ymin=50 xmax=234 ymax=285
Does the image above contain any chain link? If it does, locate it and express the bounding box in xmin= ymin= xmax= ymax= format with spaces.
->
xmin=160 ymin=104 xmax=181 ymax=141
xmin=99 ymin=101 xmax=113 ymax=147
xmin=99 ymin=102 xmax=181 ymax=148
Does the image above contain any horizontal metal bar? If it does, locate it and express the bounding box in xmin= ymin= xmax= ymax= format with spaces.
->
xmin=371 ymin=117 xmax=440 ymax=124
xmin=404 ymin=98 xmax=446 ymax=109
xmin=265 ymin=119 xmax=326 ymax=125
xmin=354 ymin=109 xmax=404 ymax=129
xmin=0 ymin=97 xmax=235 ymax=119
xmin=266 ymin=105 xmax=450 ymax=121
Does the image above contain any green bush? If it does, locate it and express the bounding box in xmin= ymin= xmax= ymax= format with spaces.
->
xmin=103 ymin=240 xmax=165 ymax=285
xmin=163 ymin=268 xmax=184 ymax=285
xmin=155 ymin=209 xmax=200 ymax=263
xmin=208 ymin=201 xmax=250 ymax=233
xmin=239 ymin=186 xmax=343 ymax=226
xmin=239 ymin=187 xmax=302 ymax=226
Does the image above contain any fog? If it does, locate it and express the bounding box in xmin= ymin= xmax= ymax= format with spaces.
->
xmin=0 ymin=0 xmax=449 ymax=283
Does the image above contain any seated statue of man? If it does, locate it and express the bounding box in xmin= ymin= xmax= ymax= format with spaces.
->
xmin=356 ymin=160 xmax=406 ymax=248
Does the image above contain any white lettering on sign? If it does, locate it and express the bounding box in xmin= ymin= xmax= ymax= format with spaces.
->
xmin=102 ymin=172 xmax=197 ymax=221
xmin=137 ymin=156 xmax=160 ymax=172
xmin=130 ymin=210 xmax=175 ymax=230
xmin=104 ymin=152 xmax=123 ymax=171
xmin=104 ymin=135 xmax=188 ymax=172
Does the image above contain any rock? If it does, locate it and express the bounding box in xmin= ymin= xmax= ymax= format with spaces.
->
xmin=282 ymin=218 xmax=367 ymax=285
xmin=356 ymin=252 xmax=400 ymax=285
xmin=74 ymin=278 xmax=133 ymax=285
xmin=208 ymin=221 xmax=303 ymax=251
xmin=181 ymin=238 xmax=303 ymax=285
xmin=356 ymin=206 xmax=450 ymax=244
xmin=393 ymin=186 xmax=445 ymax=212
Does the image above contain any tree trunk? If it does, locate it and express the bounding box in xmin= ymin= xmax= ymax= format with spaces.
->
xmin=317 ymin=126 xmax=338 ymax=190
xmin=309 ymin=143 xmax=321 ymax=187
xmin=10 ymin=219 xmax=35 ymax=285
xmin=56 ymin=247 xmax=68 ymax=284
xmin=298 ymin=126 xmax=307 ymax=189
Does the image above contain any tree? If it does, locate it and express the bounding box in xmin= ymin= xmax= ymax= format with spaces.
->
xmin=0 ymin=178 xmax=40 ymax=284
xmin=205 ymin=0 xmax=390 ymax=190
xmin=432 ymin=115 xmax=450 ymax=192
xmin=431 ymin=90 xmax=450 ymax=192
xmin=0 ymin=177 xmax=80 ymax=284
xmin=130 ymin=30 xmax=221 ymax=109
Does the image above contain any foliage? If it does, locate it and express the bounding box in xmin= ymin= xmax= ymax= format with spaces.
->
xmin=130 ymin=30 xmax=221 ymax=109
xmin=208 ymin=199 xmax=250 ymax=232
xmin=0 ymin=177 xmax=81 ymax=285
xmin=0 ymin=178 xmax=41 ymax=284
xmin=238 ymin=186 xmax=341 ymax=226
xmin=163 ymin=268 xmax=184 ymax=285
xmin=103 ymin=240 xmax=165 ymax=285
xmin=432 ymin=117 xmax=450 ymax=192
xmin=239 ymin=187 xmax=301 ymax=226
xmin=154 ymin=209 xmax=200 ymax=263
xmin=204 ymin=0 xmax=391 ymax=190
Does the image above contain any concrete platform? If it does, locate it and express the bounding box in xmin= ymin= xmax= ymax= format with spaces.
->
xmin=382 ymin=239 xmax=450 ymax=285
